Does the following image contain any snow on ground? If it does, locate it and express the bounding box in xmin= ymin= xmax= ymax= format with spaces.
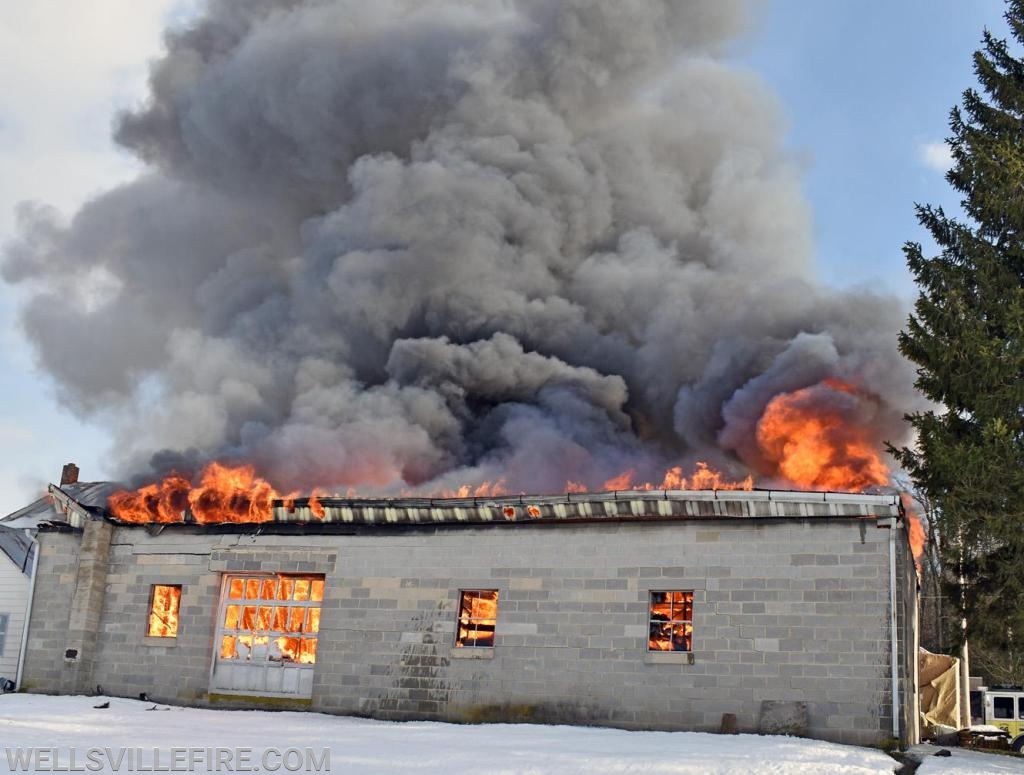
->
xmin=11 ymin=696 xmax=1019 ymax=775
xmin=912 ymin=743 xmax=1024 ymax=775
xmin=0 ymin=695 xmax=900 ymax=774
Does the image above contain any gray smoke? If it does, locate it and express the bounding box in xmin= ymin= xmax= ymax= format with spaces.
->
xmin=2 ymin=0 xmax=922 ymax=494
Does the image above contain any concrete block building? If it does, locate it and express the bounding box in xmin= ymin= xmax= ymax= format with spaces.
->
xmin=5 ymin=483 xmax=919 ymax=746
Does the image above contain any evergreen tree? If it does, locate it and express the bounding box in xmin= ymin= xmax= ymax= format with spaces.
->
xmin=895 ymin=1 xmax=1024 ymax=652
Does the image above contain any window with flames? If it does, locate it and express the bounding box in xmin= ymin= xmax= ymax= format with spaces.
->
xmin=147 ymin=585 xmax=182 ymax=638
xmin=648 ymin=591 xmax=693 ymax=652
xmin=218 ymin=575 xmax=323 ymax=665
xmin=455 ymin=590 xmax=498 ymax=648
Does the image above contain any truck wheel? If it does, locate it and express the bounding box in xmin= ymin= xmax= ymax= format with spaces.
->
xmin=1012 ymin=735 xmax=1024 ymax=753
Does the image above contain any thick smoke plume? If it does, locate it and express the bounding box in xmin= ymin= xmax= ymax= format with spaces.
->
xmin=2 ymin=0 xmax=921 ymax=494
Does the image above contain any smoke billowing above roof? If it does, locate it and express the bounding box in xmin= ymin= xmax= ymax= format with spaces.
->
xmin=2 ymin=0 xmax=920 ymax=494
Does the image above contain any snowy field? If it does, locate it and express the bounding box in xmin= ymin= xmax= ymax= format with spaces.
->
xmin=0 ymin=694 xmax=1016 ymax=775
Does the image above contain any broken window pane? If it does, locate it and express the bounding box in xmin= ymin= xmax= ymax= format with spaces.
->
xmin=217 ymin=574 xmax=325 ymax=665
xmin=648 ymin=590 xmax=692 ymax=652
xmin=299 ymin=638 xmax=317 ymax=664
xmin=147 ymin=585 xmax=182 ymax=638
xmin=273 ymin=636 xmax=299 ymax=662
xmin=455 ymin=590 xmax=498 ymax=648
xmin=310 ymin=579 xmax=324 ymax=602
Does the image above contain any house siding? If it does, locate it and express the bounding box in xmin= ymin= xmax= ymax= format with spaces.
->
xmin=0 ymin=551 xmax=29 ymax=684
xmin=24 ymin=515 xmax=912 ymax=746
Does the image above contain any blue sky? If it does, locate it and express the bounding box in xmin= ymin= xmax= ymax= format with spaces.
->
xmin=740 ymin=0 xmax=1005 ymax=294
xmin=0 ymin=0 xmax=1010 ymax=514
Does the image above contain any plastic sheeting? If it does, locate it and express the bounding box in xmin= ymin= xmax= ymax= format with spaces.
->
xmin=920 ymin=647 xmax=961 ymax=735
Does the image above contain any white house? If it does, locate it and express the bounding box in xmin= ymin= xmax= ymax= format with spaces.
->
xmin=0 ymin=525 xmax=32 ymax=689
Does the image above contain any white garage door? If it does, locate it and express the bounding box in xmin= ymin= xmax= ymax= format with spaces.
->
xmin=209 ymin=574 xmax=322 ymax=698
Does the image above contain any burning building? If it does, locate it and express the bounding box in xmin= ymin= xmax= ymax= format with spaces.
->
xmin=4 ymin=469 xmax=920 ymax=747
xmin=0 ymin=0 xmax=927 ymax=748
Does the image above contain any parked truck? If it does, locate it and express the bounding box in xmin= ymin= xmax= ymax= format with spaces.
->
xmin=970 ymin=686 xmax=1024 ymax=751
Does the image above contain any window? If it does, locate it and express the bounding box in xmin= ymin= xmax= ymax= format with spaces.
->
xmin=218 ymin=575 xmax=323 ymax=665
xmin=147 ymin=585 xmax=181 ymax=637
xmin=455 ymin=590 xmax=498 ymax=648
xmin=648 ymin=591 xmax=693 ymax=652
xmin=1018 ymin=697 xmax=1024 ymax=720
xmin=0 ymin=613 xmax=8 ymax=656
xmin=993 ymin=696 xmax=1014 ymax=720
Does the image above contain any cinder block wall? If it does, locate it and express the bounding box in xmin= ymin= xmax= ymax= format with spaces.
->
xmin=21 ymin=532 xmax=82 ymax=691
xmin=27 ymin=518 xmax=901 ymax=745
xmin=313 ymin=520 xmax=897 ymax=745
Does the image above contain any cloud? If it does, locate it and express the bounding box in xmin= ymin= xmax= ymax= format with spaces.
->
xmin=919 ymin=140 xmax=953 ymax=173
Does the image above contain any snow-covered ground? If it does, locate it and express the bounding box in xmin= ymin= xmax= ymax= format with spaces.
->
xmin=912 ymin=743 xmax=1024 ymax=774
xmin=0 ymin=694 xmax=1013 ymax=775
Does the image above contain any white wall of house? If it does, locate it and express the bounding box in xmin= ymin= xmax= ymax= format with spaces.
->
xmin=0 ymin=550 xmax=29 ymax=684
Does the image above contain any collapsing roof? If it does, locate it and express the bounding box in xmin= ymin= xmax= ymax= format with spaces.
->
xmin=101 ymin=489 xmax=902 ymax=529
xmin=0 ymin=481 xmax=119 ymax=530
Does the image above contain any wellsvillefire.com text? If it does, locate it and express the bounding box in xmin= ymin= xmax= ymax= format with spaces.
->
xmin=5 ymin=748 xmax=329 ymax=772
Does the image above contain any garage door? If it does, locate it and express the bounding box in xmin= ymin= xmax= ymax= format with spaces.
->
xmin=209 ymin=574 xmax=323 ymax=698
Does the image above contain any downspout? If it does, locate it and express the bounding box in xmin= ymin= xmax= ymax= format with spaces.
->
xmin=888 ymin=519 xmax=900 ymax=739
xmin=15 ymin=530 xmax=40 ymax=691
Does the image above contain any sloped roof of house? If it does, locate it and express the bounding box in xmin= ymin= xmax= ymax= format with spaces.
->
xmin=0 ymin=524 xmax=35 ymax=573
xmin=0 ymin=481 xmax=119 ymax=530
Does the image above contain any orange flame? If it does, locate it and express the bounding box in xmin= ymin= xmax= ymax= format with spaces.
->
xmin=901 ymin=493 xmax=927 ymax=568
xmin=147 ymin=585 xmax=181 ymax=637
xmin=307 ymin=488 xmax=326 ymax=519
xmin=109 ymin=462 xmax=281 ymax=524
xmin=648 ymin=590 xmax=692 ymax=651
xmin=106 ymin=376 xmax=924 ymax=568
xmin=755 ymin=380 xmax=890 ymax=491
xmin=441 ymin=479 xmax=508 ymax=498
xmin=456 ymin=590 xmax=498 ymax=648
xmin=599 ymin=461 xmax=753 ymax=492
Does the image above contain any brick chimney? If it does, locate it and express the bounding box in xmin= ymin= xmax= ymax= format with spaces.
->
xmin=60 ymin=462 xmax=80 ymax=486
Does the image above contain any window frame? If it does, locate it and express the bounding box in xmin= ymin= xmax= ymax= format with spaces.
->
xmin=215 ymin=573 xmax=324 ymax=667
xmin=993 ymin=695 xmax=1015 ymax=720
xmin=454 ymin=589 xmax=499 ymax=649
xmin=146 ymin=584 xmax=182 ymax=638
xmin=646 ymin=590 xmax=694 ymax=653
xmin=0 ymin=612 xmax=8 ymax=656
